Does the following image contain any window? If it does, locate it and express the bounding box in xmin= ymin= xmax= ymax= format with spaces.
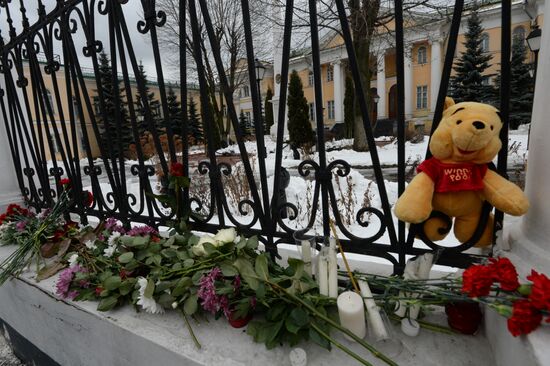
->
xmin=416 ymin=85 xmax=428 ymax=110
xmin=308 ymin=71 xmax=314 ymax=86
xmin=513 ymin=26 xmax=525 ymax=46
xmin=242 ymin=85 xmax=250 ymax=98
xmin=327 ymin=100 xmax=335 ymax=120
xmin=327 ymin=65 xmax=334 ymax=82
xmin=417 ymin=46 xmax=427 ymax=64
xmin=72 ymin=98 xmax=79 ymax=121
xmin=49 ymin=129 xmax=60 ymax=153
xmin=481 ymin=33 xmax=490 ymax=52
xmin=245 ymin=111 xmax=252 ymax=129
xmin=309 ymin=103 xmax=315 ymax=121
xmin=481 ymin=76 xmax=491 ymax=86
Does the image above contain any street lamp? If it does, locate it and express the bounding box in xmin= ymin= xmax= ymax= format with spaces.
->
xmin=373 ymin=93 xmax=381 ymax=104
xmin=254 ymin=59 xmax=266 ymax=135
xmin=526 ymin=26 xmax=542 ymax=82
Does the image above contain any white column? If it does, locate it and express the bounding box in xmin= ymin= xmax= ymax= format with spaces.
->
xmin=404 ymin=48 xmax=413 ymax=118
xmin=0 ymin=71 xmax=23 ymax=212
xmin=333 ymin=61 xmax=343 ymax=124
xmin=501 ymin=0 xmax=550 ymax=274
xmin=376 ymin=52 xmax=386 ymax=119
xmin=430 ymin=40 xmax=441 ymax=113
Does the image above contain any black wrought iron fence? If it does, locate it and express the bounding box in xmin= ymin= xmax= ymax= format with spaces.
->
xmin=0 ymin=0 xmax=512 ymax=274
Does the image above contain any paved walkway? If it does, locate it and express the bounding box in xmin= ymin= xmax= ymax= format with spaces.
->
xmin=0 ymin=332 xmax=22 ymax=366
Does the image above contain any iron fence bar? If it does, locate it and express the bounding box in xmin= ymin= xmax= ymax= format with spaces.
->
xmin=334 ymin=0 xmax=399 ymax=249
xmin=494 ymin=0 xmax=511 ymax=231
xmin=394 ymin=0 xmax=407 ymax=272
xmin=188 ymin=0 xmax=225 ymax=227
xmin=240 ymin=0 xmax=271 ymax=240
xmin=196 ymin=0 xmax=265 ymax=226
xmin=179 ymin=0 xmax=190 ymax=208
xmin=270 ymin=0 xmax=293 ymax=232
xmin=308 ymin=0 xmax=330 ymax=237
xmin=138 ymin=0 xmax=177 ymax=163
xmin=116 ymin=5 xmax=171 ymax=178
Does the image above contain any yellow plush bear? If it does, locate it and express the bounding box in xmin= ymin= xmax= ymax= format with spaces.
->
xmin=395 ymin=97 xmax=529 ymax=247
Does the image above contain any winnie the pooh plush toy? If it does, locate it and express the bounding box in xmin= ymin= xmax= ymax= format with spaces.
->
xmin=394 ymin=97 xmax=529 ymax=247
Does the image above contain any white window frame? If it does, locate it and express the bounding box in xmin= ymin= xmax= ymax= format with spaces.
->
xmin=308 ymin=71 xmax=314 ymax=86
xmin=309 ymin=102 xmax=315 ymax=121
xmin=481 ymin=33 xmax=490 ymax=53
xmin=417 ymin=46 xmax=427 ymax=64
xmin=327 ymin=65 xmax=334 ymax=82
xmin=416 ymin=85 xmax=428 ymax=110
xmin=327 ymin=100 xmax=335 ymax=120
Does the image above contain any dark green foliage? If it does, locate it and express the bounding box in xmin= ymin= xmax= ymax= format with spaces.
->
xmin=287 ymin=70 xmax=314 ymax=147
xmin=264 ymin=87 xmax=274 ymax=135
xmin=187 ymin=97 xmax=203 ymax=144
xmin=494 ymin=41 xmax=534 ymax=129
xmin=165 ymin=87 xmax=182 ymax=136
xmin=450 ymin=9 xmax=496 ymax=103
xmin=94 ymin=52 xmax=133 ymax=157
xmin=343 ymin=74 xmax=355 ymax=139
xmin=239 ymin=110 xmax=250 ymax=138
xmin=202 ymin=102 xmax=222 ymax=150
xmin=135 ymin=61 xmax=161 ymax=135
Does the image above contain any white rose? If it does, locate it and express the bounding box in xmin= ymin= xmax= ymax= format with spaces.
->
xmin=213 ymin=228 xmax=236 ymax=244
xmin=191 ymin=243 xmax=206 ymax=257
xmin=197 ymin=235 xmax=218 ymax=246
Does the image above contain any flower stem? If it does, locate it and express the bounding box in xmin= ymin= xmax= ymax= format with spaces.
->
xmin=310 ymin=322 xmax=373 ymax=366
xmin=181 ymin=309 xmax=201 ymax=349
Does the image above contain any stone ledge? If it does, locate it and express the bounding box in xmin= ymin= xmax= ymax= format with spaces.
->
xmin=0 ymin=245 xmax=495 ymax=366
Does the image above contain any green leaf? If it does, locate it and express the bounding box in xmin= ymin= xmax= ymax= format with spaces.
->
xmin=119 ymin=279 xmax=135 ymax=296
xmin=309 ymin=326 xmax=331 ymax=350
xmin=246 ymin=236 xmax=259 ymax=250
xmin=202 ymin=242 xmax=217 ymax=256
xmin=236 ymin=237 xmax=248 ymax=250
xmin=161 ymin=248 xmax=177 ymax=258
xmin=183 ymin=259 xmax=195 ymax=268
xmin=176 ymin=250 xmax=189 ymax=260
xmin=220 ymin=262 xmax=238 ymax=276
xmin=266 ymin=303 xmax=287 ymax=321
xmin=144 ymin=279 xmax=155 ymax=298
xmin=158 ymin=293 xmax=175 ymax=308
xmin=255 ymin=254 xmax=269 ymax=281
xmin=184 ymin=294 xmax=198 ymax=315
xmin=233 ymin=258 xmax=259 ymax=290
xmin=290 ymin=307 xmax=309 ymax=327
xmin=130 ymin=236 xmax=149 ymax=247
xmin=103 ymin=276 xmax=122 ymax=291
xmin=118 ymin=252 xmax=134 ymax=264
xmin=285 ymin=316 xmax=301 ymax=334
xmin=172 ymin=277 xmax=192 ymax=297
xmin=287 ymin=258 xmax=305 ymax=279
xmin=163 ymin=236 xmax=176 ymax=247
xmin=97 ymin=296 xmax=118 ymax=312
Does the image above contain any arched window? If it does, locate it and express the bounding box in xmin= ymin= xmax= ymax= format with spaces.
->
xmin=481 ymin=33 xmax=490 ymax=52
xmin=417 ymin=46 xmax=427 ymax=64
xmin=513 ymin=26 xmax=525 ymax=46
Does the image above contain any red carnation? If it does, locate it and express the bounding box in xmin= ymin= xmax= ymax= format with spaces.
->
xmin=0 ymin=213 xmax=7 ymax=225
xmin=59 ymin=178 xmax=71 ymax=186
xmin=95 ymin=287 xmax=104 ymax=296
xmin=85 ymin=191 xmax=94 ymax=208
xmin=527 ymin=270 xmax=550 ymax=311
xmin=507 ymin=299 xmax=543 ymax=337
xmin=169 ymin=162 xmax=184 ymax=177
xmin=489 ymin=257 xmax=520 ymax=291
xmin=462 ymin=264 xmax=494 ymax=298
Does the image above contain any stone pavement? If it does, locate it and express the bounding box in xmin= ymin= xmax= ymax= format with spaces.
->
xmin=0 ymin=331 xmax=22 ymax=366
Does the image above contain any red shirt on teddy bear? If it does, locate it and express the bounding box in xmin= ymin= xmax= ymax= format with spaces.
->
xmin=417 ymin=157 xmax=488 ymax=193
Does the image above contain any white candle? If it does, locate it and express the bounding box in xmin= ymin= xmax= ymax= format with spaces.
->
xmin=337 ymin=291 xmax=366 ymax=340
xmin=327 ymin=239 xmax=338 ymax=298
xmin=358 ymin=280 xmax=389 ymax=341
xmin=409 ymin=253 xmax=434 ymax=320
xmin=394 ymin=258 xmax=421 ymax=318
xmin=301 ymin=239 xmax=312 ymax=276
xmin=317 ymin=250 xmax=329 ymax=296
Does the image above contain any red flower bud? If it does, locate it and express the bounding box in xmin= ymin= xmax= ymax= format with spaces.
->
xmin=169 ymin=162 xmax=185 ymax=177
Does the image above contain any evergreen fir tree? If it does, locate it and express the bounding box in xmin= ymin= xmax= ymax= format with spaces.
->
xmin=187 ymin=97 xmax=203 ymax=144
xmin=287 ymin=70 xmax=314 ymax=147
xmin=494 ymin=41 xmax=534 ymax=129
xmin=450 ymin=9 xmax=496 ymax=103
xmin=202 ymin=101 xmax=222 ymax=150
xmin=135 ymin=61 xmax=161 ymax=135
xmin=239 ymin=110 xmax=249 ymax=137
xmin=165 ymin=87 xmax=182 ymax=136
xmin=94 ymin=51 xmax=133 ymax=157
xmin=264 ymin=87 xmax=274 ymax=135
xmin=343 ymin=74 xmax=355 ymax=139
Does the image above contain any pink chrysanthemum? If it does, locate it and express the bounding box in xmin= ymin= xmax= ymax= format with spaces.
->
xmin=126 ymin=225 xmax=158 ymax=237
xmin=197 ymin=267 xmax=230 ymax=318
xmin=55 ymin=264 xmax=87 ymax=300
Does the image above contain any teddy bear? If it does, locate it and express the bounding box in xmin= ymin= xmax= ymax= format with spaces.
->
xmin=394 ymin=97 xmax=529 ymax=247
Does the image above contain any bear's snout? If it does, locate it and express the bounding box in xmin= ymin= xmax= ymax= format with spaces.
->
xmin=472 ymin=121 xmax=486 ymax=130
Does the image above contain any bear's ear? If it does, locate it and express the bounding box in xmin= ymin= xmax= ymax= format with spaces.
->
xmin=443 ymin=97 xmax=455 ymax=111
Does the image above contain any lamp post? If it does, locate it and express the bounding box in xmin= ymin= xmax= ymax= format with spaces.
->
xmin=526 ymin=26 xmax=541 ymax=82
xmin=373 ymin=93 xmax=380 ymax=126
xmin=526 ymin=26 xmax=542 ymax=150
xmin=255 ymin=58 xmax=266 ymax=134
